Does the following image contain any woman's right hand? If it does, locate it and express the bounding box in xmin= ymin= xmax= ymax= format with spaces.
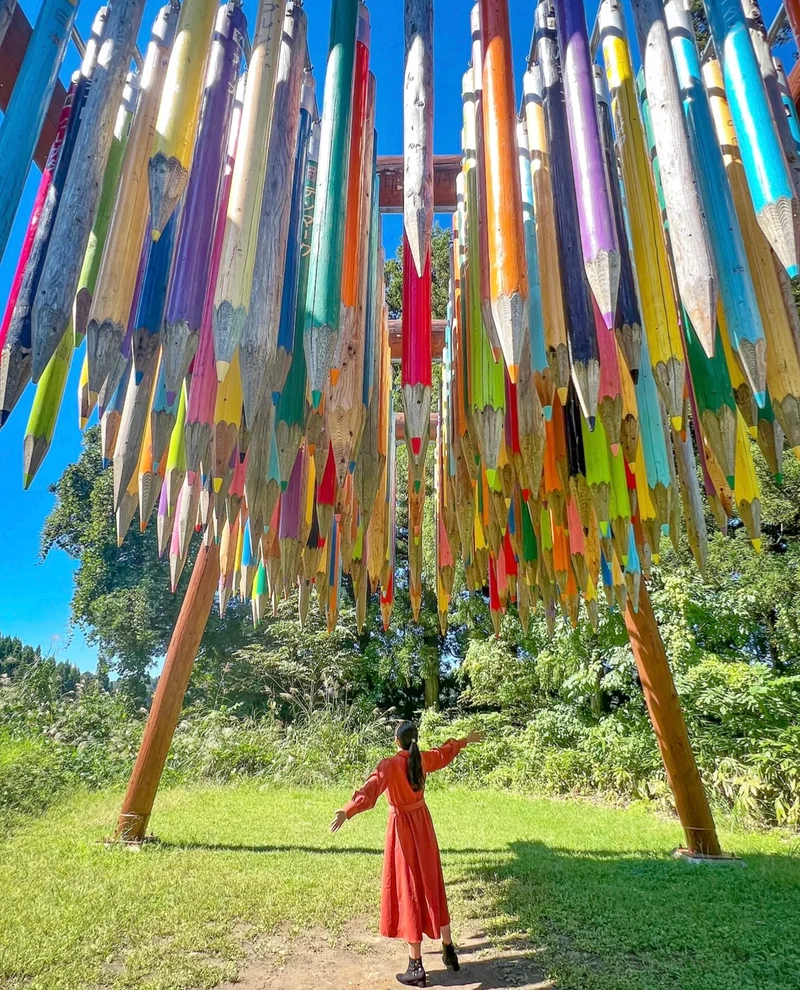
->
xmin=465 ymin=729 xmax=485 ymax=744
xmin=330 ymin=809 xmax=347 ymax=833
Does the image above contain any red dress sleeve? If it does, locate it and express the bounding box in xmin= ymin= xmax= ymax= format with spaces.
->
xmin=344 ymin=759 xmax=390 ymax=819
xmin=421 ymin=738 xmax=468 ymax=774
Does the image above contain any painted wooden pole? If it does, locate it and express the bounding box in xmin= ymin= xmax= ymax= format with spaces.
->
xmin=31 ymin=0 xmax=148 ymax=382
xmin=241 ymin=2 xmax=307 ymax=425
xmin=629 ymin=0 xmax=717 ymax=358
xmin=403 ymin=0 xmax=433 ymax=280
xmin=554 ymin=0 xmax=619 ymax=330
xmin=304 ymin=0 xmax=359 ymax=408
xmin=74 ymin=70 xmax=138 ymax=346
xmin=22 ymin=320 xmax=73 ymax=487
xmin=0 ymin=0 xmax=79 ymax=261
xmin=148 ymin=0 xmax=218 ymax=239
xmin=213 ymin=0 xmax=287 ymax=383
xmin=116 ymin=538 xmax=220 ymax=842
xmin=481 ymin=0 xmax=528 ymax=382
xmin=624 ymin=582 xmax=722 ymax=857
xmin=86 ymin=2 xmax=177 ymax=396
xmin=666 ymin=0 xmax=766 ymax=402
xmin=703 ymin=0 xmax=800 ymax=276
xmin=599 ymin=0 xmax=685 ymax=428
xmin=162 ymin=1 xmax=245 ymax=411
xmin=1 ymin=12 xmax=107 ymax=428
xmin=535 ymin=1 xmax=599 ymax=427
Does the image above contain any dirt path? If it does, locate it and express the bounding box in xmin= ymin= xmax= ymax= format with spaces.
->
xmin=216 ymin=923 xmax=553 ymax=990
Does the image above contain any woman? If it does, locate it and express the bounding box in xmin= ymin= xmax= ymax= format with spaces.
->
xmin=330 ymin=721 xmax=484 ymax=987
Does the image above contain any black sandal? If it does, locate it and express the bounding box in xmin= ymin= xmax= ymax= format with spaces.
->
xmin=442 ymin=941 xmax=460 ymax=972
xmin=396 ymin=956 xmax=427 ymax=986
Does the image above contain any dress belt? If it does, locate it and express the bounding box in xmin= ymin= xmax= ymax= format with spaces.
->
xmin=391 ymin=796 xmax=427 ymax=814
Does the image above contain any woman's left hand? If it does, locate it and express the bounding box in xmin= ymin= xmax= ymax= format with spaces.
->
xmin=330 ymin=809 xmax=347 ymax=833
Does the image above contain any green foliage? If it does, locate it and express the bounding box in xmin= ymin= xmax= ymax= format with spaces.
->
xmin=384 ymin=221 xmax=450 ymax=320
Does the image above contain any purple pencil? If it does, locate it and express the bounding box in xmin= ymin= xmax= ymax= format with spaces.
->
xmin=553 ymin=0 xmax=619 ymax=330
xmin=161 ymin=2 xmax=246 ymax=409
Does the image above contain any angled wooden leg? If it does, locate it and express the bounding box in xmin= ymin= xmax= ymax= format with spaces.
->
xmin=115 ymin=539 xmax=220 ymax=842
xmin=624 ymin=582 xmax=722 ymax=857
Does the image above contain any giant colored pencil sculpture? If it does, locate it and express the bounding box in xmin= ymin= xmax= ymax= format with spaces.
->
xmin=481 ymin=0 xmax=528 ymax=382
xmin=0 ymin=0 xmax=79 ymax=261
xmin=403 ymin=0 xmax=433 ymax=279
xmin=86 ymin=3 xmax=177 ymax=396
xmin=304 ymin=0 xmax=359 ymax=408
xmin=703 ymin=0 xmax=800 ymax=277
xmin=241 ymin=2 xmax=308 ymax=423
xmin=213 ymin=0 xmax=288 ymax=379
xmin=629 ymin=0 xmax=717 ymax=358
xmin=31 ymin=0 xmax=149 ymax=382
xmin=553 ymin=0 xmax=619 ymax=330
xmin=162 ymin=1 xmax=245 ymax=410
xmin=22 ymin=320 xmax=74 ymax=487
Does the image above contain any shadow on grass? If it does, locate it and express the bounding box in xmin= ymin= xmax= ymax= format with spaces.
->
xmin=457 ymin=841 xmax=800 ymax=990
xmin=152 ymin=841 xmax=496 ymax=856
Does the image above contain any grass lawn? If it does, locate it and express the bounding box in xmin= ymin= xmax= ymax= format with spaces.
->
xmin=1 ymin=784 xmax=799 ymax=989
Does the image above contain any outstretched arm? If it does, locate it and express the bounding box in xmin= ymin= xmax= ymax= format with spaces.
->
xmin=330 ymin=760 xmax=389 ymax=832
xmin=422 ymin=729 xmax=484 ymax=774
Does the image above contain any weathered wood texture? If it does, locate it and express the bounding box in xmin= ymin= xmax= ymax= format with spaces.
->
xmin=388 ymin=318 xmax=445 ymax=360
xmin=116 ymin=540 xmax=220 ymax=842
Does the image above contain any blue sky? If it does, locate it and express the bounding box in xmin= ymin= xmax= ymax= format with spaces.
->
xmin=0 ymin=0 xmax=791 ymax=670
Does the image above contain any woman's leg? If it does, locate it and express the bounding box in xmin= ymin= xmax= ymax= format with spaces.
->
xmin=407 ymin=941 xmax=422 ymax=960
xmin=441 ymin=924 xmax=452 ymax=946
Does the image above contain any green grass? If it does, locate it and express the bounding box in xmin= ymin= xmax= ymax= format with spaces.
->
xmin=1 ymin=785 xmax=799 ymax=989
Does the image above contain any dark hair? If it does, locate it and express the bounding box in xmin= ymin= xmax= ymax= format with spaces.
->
xmin=396 ymin=721 xmax=424 ymax=791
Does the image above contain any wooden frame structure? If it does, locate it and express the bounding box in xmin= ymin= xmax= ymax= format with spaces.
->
xmin=1 ymin=9 xmax=723 ymax=857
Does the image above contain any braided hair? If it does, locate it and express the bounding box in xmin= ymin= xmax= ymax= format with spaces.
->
xmin=396 ymin=721 xmax=424 ymax=791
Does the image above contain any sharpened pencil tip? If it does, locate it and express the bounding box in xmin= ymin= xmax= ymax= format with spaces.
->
xmin=752 ymin=538 xmax=762 ymax=552
xmin=312 ymin=390 xmax=322 ymax=409
xmin=670 ymin=415 xmax=682 ymax=432
xmin=754 ymin=391 xmax=766 ymax=409
xmin=152 ymin=229 xmax=161 ymax=243
xmin=216 ymin=360 xmax=230 ymax=382
xmin=543 ymin=404 xmax=553 ymax=421
xmin=330 ymin=367 xmax=340 ymax=387
xmin=556 ymin=387 xmax=568 ymax=405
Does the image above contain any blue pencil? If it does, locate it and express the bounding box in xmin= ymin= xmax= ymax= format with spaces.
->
xmin=703 ymin=0 xmax=800 ymax=275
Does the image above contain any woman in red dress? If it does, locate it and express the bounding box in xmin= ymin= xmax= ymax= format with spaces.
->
xmin=330 ymin=721 xmax=484 ymax=987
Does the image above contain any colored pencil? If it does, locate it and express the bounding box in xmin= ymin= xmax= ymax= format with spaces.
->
xmin=22 ymin=319 xmax=74 ymax=488
xmin=481 ymin=0 xmax=529 ymax=382
xmin=304 ymin=0 xmax=359 ymax=408
xmin=703 ymin=0 xmax=800 ymax=276
xmin=162 ymin=1 xmax=245 ymax=411
xmin=629 ymin=0 xmax=717 ymax=357
xmin=241 ymin=2 xmax=308 ymax=424
xmin=86 ymin=3 xmax=177 ymax=393
xmin=0 ymin=0 xmax=79 ymax=260
xmin=534 ymin=1 xmax=599 ymax=426
xmin=31 ymin=0 xmax=148 ymax=383
xmin=553 ymin=0 xmax=619 ymax=330
xmin=403 ymin=0 xmax=434 ymax=279
xmin=213 ymin=0 xmax=288 ymax=379
xmin=74 ymin=70 xmax=138 ymax=346
xmin=666 ymin=0 xmax=766 ymax=402
xmin=522 ymin=63 xmax=570 ymax=404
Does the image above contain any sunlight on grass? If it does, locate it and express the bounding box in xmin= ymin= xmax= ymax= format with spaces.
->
xmin=1 ymin=785 xmax=798 ymax=989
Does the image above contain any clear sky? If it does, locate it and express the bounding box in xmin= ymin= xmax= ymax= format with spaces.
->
xmin=0 ymin=0 xmax=790 ymax=670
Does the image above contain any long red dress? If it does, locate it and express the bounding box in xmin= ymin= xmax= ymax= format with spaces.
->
xmin=344 ymin=738 xmax=468 ymax=943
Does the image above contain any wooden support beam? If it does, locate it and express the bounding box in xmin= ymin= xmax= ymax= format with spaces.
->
xmin=0 ymin=3 xmax=67 ymax=171
xmin=395 ymin=411 xmax=438 ymax=440
xmin=389 ymin=318 xmax=446 ymax=360
xmin=378 ymin=154 xmax=460 ymax=213
xmin=789 ymin=58 xmax=800 ymax=106
xmin=116 ymin=540 xmax=220 ymax=842
xmin=624 ymin=583 xmax=723 ymax=857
